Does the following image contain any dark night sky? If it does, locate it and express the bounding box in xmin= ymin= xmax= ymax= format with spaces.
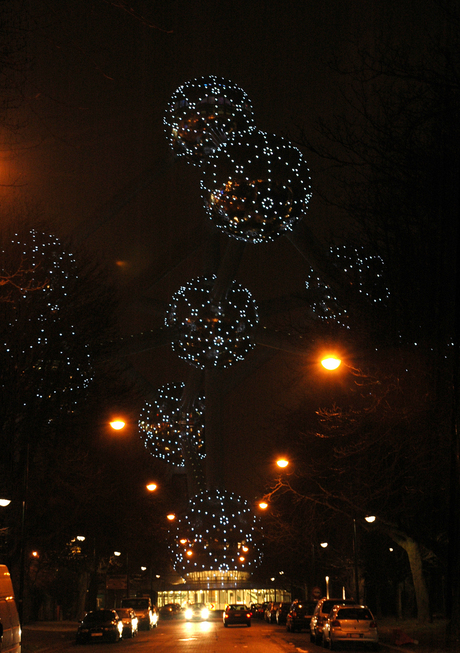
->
xmin=0 ymin=0 xmax=442 ymax=499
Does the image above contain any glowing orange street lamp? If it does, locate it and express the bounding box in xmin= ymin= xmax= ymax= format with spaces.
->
xmin=276 ymin=458 xmax=289 ymax=468
xmin=110 ymin=419 xmax=126 ymax=430
xmin=166 ymin=513 xmax=176 ymax=521
xmin=321 ymin=355 xmax=342 ymax=371
xmin=146 ymin=483 xmax=158 ymax=492
xmin=258 ymin=501 xmax=268 ymax=510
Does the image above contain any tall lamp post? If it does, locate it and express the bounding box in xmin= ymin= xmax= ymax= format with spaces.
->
xmin=352 ymin=518 xmax=359 ymax=604
xmin=18 ymin=441 xmax=30 ymax=625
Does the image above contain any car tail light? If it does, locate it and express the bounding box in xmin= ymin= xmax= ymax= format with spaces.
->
xmin=370 ymin=621 xmax=377 ymax=629
xmin=331 ymin=619 xmax=341 ymax=628
xmin=247 ymin=613 xmax=251 ymax=619
xmin=224 ymin=613 xmax=229 ymax=619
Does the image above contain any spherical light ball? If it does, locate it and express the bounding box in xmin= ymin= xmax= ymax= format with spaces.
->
xmin=168 ymin=488 xmax=263 ymax=577
xmin=165 ymin=276 xmax=259 ymax=369
xmin=138 ymin=383 xmax=205 ymax=467
xmin=200 ymin=130 xmax=312 ymax=243
xmin=164 ymin=76 xmax=256 ymax=166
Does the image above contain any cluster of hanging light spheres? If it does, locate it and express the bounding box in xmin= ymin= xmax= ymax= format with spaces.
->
xmin=164 ymin=75 xmax=312 ymax=243
xmin=306 ymin=245 xmax=389 ymax=327
xmin=2 ymin=229 xmax=92 ymax=402
xmin=138 ymin=383 xmax=205 ymax=467
xmin=141 ymin=75 xmax=313 ymax=576
xmin=169 ymin=489 xmax=263 ymax=580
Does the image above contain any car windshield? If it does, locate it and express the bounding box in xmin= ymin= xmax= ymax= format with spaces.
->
xmin=228 ymin=605 xmax=247 ymax=611
xmin=298 ymin=601 xmax=317 ymax=612
xmin=337 ymin=608 xmax=373 ymax=620
xmin=322 ymin=600 xmax=354 ymax=613
xmin=84 ymin=610 xmax=115 ymax=623
xmin=116 ymin=609 xmax=131 ymax=618
xmin=123 ymin=599 xmax=149 ymax=609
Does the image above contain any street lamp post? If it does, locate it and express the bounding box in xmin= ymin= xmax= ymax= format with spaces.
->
xmin=353 ymin=518 xmax=359 ymax=604
xmin=18 ymin=440 xmax=30 ymax=625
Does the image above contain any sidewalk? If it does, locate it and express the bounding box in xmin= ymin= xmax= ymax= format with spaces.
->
xmin=377 ymin=617 xmax=448 ymax=652
xmin=23 ymin=621 xmax=77 ymax=653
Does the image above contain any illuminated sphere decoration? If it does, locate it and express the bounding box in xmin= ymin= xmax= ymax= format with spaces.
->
xmin=306 ymin=245 xmax=389 ymax=326
xmin=138 ymin=383 xmax=205 ymax=467
xmin=168 ymin=489 xmax=263 ymax=578
xmin=164 ymin=76 xmax=256 ymax=166
xmin=200 ymin=130 xmax=312 ymax=243
xmin=165 ymin=276 xmax=259 ymax=369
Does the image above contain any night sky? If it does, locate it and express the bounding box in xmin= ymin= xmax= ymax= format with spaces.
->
xmin=0 ymin=0 xmax=442 ymax=499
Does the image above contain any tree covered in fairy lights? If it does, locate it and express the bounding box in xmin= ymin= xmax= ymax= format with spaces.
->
xmin=0 ymin=220 xmax=129 ymax=570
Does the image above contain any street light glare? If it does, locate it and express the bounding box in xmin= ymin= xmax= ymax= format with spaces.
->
xmin=277 ymin=458 xmax=289 ymax=468
xmin=110 ymin=419 xmax=126 ymax=430
xmin=146 ymin=483 xmax=158 ymax=492
xmin=259 ymin=501 xmax=268 ymax=510
xmin=321 ymin=356 xmax=342 ymax=371
xmin=365 ymin=515 xmax=376 ymax=523
xmin=0 ymin=498 xmax=11 ymax=507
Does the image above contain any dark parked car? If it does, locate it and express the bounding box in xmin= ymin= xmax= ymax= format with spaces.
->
xmin=159 ymin=603 xmax=182 ymax=618
xmin=286 ymin=600 xmax=317 ymax=632
xmin=250 ymin=603 xmax=265 ymax=619
xmin=223 ymin=604 xmax=252 ymax=627
xmin=264 ymin=602 xmax=278 ymax=623
xmin=116 ymin=608 xmax=138 ymax=638
xmin=275 ymin=602 xmax=291 ymax=625
xmin=76 ymin=609 xmax=123 ymax=644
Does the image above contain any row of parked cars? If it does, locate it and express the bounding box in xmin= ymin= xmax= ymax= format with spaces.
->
xmin=76 ymin=608 xmax=145 ymax=643
xmin=252 ymin=597 xmax=379 ymax=649
xmin=76 ymin=597 xmax=160 ymax=644
xmin=250 ymin=599 xmax=317 ymax=630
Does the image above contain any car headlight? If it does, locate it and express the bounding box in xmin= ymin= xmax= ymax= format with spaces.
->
xmin=201 ymin=608 xmax=209 ymax=620
xmin=185 ymin=608 xmax=193 ymax=619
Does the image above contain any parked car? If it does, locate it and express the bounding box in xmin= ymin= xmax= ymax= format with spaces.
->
xmin=76 ymin=609 xmax=123 ymax=644
xmin=286 ymin=600 xmax=317 ymax=632
xmin=121 ymin=596 xmax=158 ymax=630
xmin=184 ymin=603 xmax=209 ymax=621
xmin=275 ymin=602 xmax=291 ymax=625
xmin=116 ymin=608 xmax=138 ymax=638
xmin=223 ymin=604 xmax=252 ymax=627
xmin=310 ymin=597 xmax=356 ymax=645
xmin=0 ymin=565 xmax=21 ymax=653
xmin=250 ymin=603 xmax=265 ymax=619
xmin=322 ymin=604 xmax=379 ymax=650
xmin=264 ymin=602 xmax=278 ymax=623
xmin=159 ymin=603 xmax=182 ymax=618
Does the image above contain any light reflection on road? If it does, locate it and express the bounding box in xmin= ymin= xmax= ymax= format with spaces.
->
xmin=180 ymin=620 xmax=214 ymax=638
